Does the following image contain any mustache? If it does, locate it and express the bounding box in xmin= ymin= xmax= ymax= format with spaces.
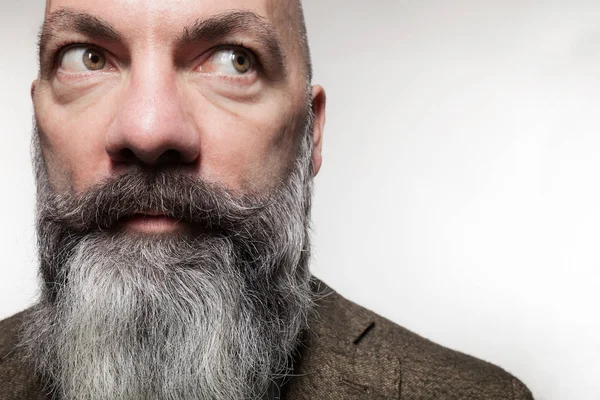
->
xmin=38 ymin=167 xmax=267 ymax=234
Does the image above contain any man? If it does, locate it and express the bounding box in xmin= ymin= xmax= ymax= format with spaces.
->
xmin=0 ymin=0 xmax=533 ymax=398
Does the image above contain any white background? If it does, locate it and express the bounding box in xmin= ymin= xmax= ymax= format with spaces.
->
xmin=1 ymin=1 xmax=599 ymax=399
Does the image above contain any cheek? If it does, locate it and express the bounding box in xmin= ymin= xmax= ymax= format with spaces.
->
xmin=194 ymin=93 xmax=300 ymax=192
xmin=34 ymin=86 xmax=116 ymax=194
xmin=34 ymin=73 xmax=306 ymax=196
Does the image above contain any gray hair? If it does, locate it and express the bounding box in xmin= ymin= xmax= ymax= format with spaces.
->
xmin=22 ymin=108 xmax=316 ymax=399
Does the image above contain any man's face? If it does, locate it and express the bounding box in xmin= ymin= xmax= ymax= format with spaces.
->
xmin=34 ymin=0 xmax=324 ymax=227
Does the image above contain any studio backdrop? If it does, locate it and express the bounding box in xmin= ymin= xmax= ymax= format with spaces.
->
xmin=1 ymin=1 xmax=599 ymax=399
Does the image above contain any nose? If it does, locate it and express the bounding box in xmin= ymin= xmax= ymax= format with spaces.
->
xmin=105 ymin=64 xmax=200 ymax=166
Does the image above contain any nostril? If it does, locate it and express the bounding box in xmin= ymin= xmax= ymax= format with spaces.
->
xmin=108 ymin=146 xmax=196 ymax=166
xmin=117 ymin=148 xmax=137 ymax=163
xmin=157 ymin=149 xmax=185 ymax=164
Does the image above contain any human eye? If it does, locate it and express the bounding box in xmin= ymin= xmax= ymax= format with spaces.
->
xmin=58 ymin=46 xmax=108 ymax=73
xmin=198 ymin=47 xmax=256 ymax=76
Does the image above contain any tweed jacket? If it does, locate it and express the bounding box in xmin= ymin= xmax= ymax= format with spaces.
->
xmin=0 ymin=279 xmax=533 ymax=399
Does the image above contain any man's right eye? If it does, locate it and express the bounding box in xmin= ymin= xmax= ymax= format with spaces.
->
xmin=59 ymin=46 xmax=107 ymax=73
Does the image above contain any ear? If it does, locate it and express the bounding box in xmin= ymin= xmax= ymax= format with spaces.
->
xmin=310 ymin=85 xmax=326 ymax=176
xmin=31 ymin=79 xmax=38 ymax=99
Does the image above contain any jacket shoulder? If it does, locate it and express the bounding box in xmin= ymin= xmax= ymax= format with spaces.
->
xmin=286 ymin=279 xmax=533 ymax=400
xmin=0 ymin=310 xmax=48 ymax=400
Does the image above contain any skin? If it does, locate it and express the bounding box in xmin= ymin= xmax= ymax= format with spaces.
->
xmin=33 ymin=0 xmax=325 ymax=232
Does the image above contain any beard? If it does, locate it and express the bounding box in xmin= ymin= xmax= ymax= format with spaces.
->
xmin=21 ymin=113 xmax=315 ymax=400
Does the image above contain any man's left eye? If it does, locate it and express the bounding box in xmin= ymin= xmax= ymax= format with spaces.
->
xmin=199 ymin=48 xmax=255 ymax=76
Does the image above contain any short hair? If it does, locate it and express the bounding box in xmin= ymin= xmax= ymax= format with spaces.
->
xmin=296 ymin=1 xmax=313 ymax=83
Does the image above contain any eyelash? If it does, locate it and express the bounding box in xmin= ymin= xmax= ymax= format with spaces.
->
xmin=50 ymin=40 xmax=94 ymax=70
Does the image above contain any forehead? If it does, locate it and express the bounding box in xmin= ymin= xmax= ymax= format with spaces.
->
xmin=45 ymin=0 xmax=279 ymax=35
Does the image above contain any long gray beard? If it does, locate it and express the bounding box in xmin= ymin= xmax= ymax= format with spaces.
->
xmin=21 ymin=119 xmax=315 ymax=399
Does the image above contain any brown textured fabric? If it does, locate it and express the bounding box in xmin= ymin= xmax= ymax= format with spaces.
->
xmin=283 ymin=280 xmax=534 ymax=399
xmin=0 ymin=311 xmax=48 ymax=400
xmin=0 ymin=278 xmax=533 ymax=399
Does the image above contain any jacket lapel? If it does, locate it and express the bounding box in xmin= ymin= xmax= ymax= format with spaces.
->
xmin=282 ymin=280 xmax=402 ymax=399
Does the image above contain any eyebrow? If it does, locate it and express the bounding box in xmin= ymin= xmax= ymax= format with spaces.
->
xmin=180 ymin=10 xmax=288 ymax=76
xmin=38 ymin=8 xmax=288 ymax=80
xmin=39 ymin=9 xmax=121 ymax=74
